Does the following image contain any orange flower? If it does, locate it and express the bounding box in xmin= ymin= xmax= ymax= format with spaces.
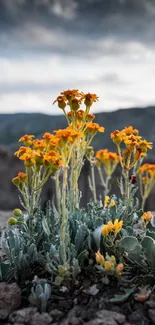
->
xmin=110 ymin=130 xmax=123 ymax=145
xmin=61 ymin=89 xmax=82 ymax=100
xmin=81 ymin=93 xmax=99 ymax=106
xmin=85 ymin=122 xmax=104 ymax=134
xmin=53 ymin=95 xmax=66 ymax=110
xmin=43 ymin=151 xmax=62 ymax=167
xmin=18 ymin=172 xmax=27 ymax=182
xmin=43 ymin=133 xmax=52 ymax=142
xmin=138 ymin=140 xmax=153 ymax=152
xmin=14 ymin=146 xmax=32 ymax=158
xmin=122 ymin=126 xmax=139 ymax=136
xmin=33 ymin=139 xmax=46 ymax=151
xmin=141 ymin=211 xmax=153 ymax=223
xmin=18 ymin=134 xmax=34 ymax=146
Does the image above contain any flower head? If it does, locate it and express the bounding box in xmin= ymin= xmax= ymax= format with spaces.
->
xmin=18 ymin=134 xmax=34 ymax=146
xmin=141 ymin=211 xmax=153 ymax=224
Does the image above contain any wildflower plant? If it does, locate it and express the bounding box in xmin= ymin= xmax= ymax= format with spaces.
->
xmin=1 ymin=88 xmax=155 ymax=294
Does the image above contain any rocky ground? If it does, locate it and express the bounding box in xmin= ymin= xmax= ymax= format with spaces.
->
xmin=0 ymin=211 xmax=12 ymax=229
xmin=1 ymin=276 xmax=155 ymax=325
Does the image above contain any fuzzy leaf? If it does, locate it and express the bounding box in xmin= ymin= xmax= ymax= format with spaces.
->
xmin=110 ymin=287 xmax=135 ymax=303
xmin=118 ymin=236 xmax=139 ymax=251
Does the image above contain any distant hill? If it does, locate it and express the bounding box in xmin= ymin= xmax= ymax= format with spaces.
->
xmin=0 ymin=107 xmax=155 ymax=155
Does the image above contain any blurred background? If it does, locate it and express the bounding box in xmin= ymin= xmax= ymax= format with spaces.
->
xmin=0 ymin=0 xmax=155 ymax=214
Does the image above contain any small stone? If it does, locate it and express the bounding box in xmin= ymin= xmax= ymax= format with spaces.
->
xmin=50 ymin=309 xmax=64 ymax=321
xmin=148 ymin=309 xmax=155 ymax=323
xmin=9 ymin=307 xmax=37 ymax=323
xmin=145 ymin=300 xmax=155 ymax=308
xmin=129 ymin=308 xmax=147 ymax=324
xmin=29 ymin=312 xmax=53 ymax=325
xmin=0 ymin=283 xmax=21 ymax=319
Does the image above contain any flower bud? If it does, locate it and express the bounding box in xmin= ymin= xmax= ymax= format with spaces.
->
xmin=95 ymin=251 xmax=105 ymax=265
xmin=8 ymin=217 xmax=18 ymax=226
xmin=116 ymin=263 xmax=124 ymax=275
xmin=12 ymin=177 xmax=20 ymax=186
xmin=13 ymin=209 xmax=22 ymax=217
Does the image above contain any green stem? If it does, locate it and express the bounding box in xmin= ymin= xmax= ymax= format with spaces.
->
xmin=60 ymin=165 xmax=68 ymax=264
xmin=55 ymin=170 xmax=61 ymax=215
xmin=90 ymin=162 xmax=97 ymax=203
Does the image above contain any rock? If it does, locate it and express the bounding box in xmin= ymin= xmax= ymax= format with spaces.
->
xmin=49 ymin=309 xmax=64 ymax=321
xmin=145 ymin=300 xmax=155 ymax=309
xmin=29 ymin=312 xmax=53 ymax=325
xmin=148 ymin=309 xmax=155 ymax=323
xmin=0 ymin=283 xmax=21 ymax=320
xmin=9 ymin=307 xmax=38 ymax=323
xmin=128 ymin=307 xmax=148 ymax=324
xmin=61 ymin=308 xmax=126 ymax=325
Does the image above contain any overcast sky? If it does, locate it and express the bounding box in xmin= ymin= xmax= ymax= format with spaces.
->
xmin=0 ymin=0 xmax=155 ymax=115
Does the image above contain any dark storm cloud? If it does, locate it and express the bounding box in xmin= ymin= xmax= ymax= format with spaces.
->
xmin=0 ymin=0 xmax=155 ymax=46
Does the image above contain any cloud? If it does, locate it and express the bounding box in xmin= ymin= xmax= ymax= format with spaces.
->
xmin=0 ymin=0 xmax=155 ymax=114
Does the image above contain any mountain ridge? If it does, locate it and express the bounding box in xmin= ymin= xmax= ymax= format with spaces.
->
xmin=0 ymin=106 xmax=155 ymax=155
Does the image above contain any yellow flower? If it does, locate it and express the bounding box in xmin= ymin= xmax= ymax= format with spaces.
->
xmin=104 ymin=196 xmax=110 ymax=207
xmin=104 ymin=261 xmax=114 ymax=271
xmin=110 ymin=200 xmax=115 ymax=207
xmin=33 ymin=139 xmax=46 ymax=150
xmin=141 ymin=211 xmax=153 ymax=223
xmin=113 ymin=219 xmax=123 ymax=234
xmin=102 ymin=225 xmax=109 ymax=237
xmin=116 ymin=263 xmax=124 ymax=276
xmin=95 ymin=251 xmax=105 ymax=265
xmin=107 ymin=221 xmax=114 ymax=232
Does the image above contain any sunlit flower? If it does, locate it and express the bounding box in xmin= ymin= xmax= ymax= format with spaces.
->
xmin=122 ymin=126 xmax=139 ymax=136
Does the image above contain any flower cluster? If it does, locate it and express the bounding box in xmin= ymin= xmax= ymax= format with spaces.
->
xmin=111 ymin=126 xmax=153 ymax=170
xmin=104 ymin=196 xmax=115 ymax=208
xmin=102 ymin=219 xmax=123 ymax=237
xmin=96 ymin=251 xmax=124 ymax=276
xmin=138 ymin=164 xmax=155 ymax=210
xmin=96 ymin=149 xmax=120 ymax=177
